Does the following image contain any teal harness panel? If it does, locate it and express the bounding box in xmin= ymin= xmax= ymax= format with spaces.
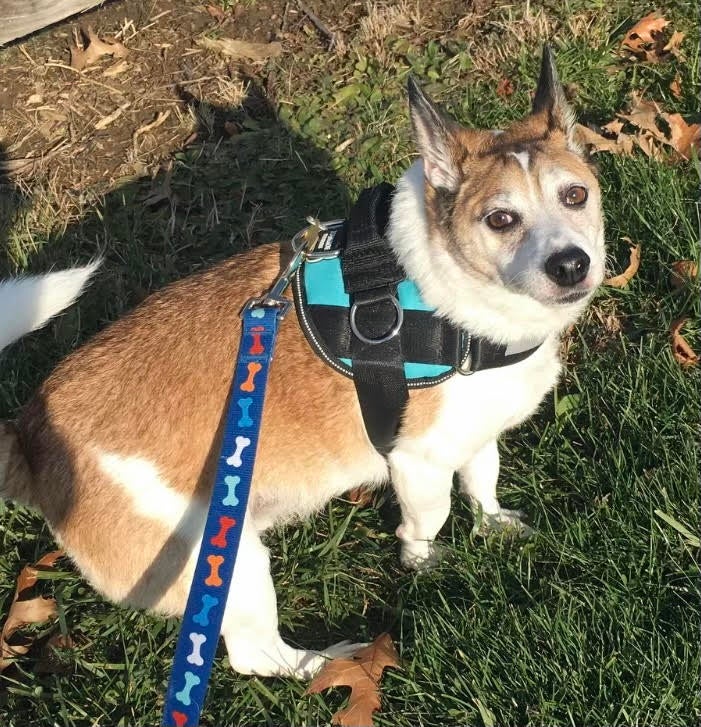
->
xmin=298 ymin=257 xmax=455 ymax=383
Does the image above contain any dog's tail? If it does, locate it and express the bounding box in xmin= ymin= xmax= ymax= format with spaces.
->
xmin=0 ymin=261 xmax=100 ymax=354
xmin=0 ymin=421 xmax=33 ymax=505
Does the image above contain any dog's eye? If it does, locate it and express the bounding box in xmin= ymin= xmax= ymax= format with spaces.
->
xmin=562 ymin=185 xmax=588 ymax=207
xmin=485 ymin=210 xmax=518 ymax=230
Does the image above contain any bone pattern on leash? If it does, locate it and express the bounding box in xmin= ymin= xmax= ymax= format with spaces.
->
xmin=236 ymin=397 xmax=253 ymax=427
xmin=204 ymin=554 xmax=225 ymax=587
xmin=225 ymin=435 xmax=251 ymax=467
xmin=192 ymin=593 xmax=219 ymax=627
xmin=175 ymin=671 xmax=201 ymax=707
xmin=222 ymin=475 xmax=241 ymax=506
xmin=248 ymin=325 xmax=265 ymax=355
xmin=186 ymin=633 xmax=207 ymax=667
xmin=240 ymin=362 xmax=262 ymax=392
xmin=210 ymin=516 xmax=237 ymax=548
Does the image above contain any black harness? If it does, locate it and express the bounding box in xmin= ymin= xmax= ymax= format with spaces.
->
xmin=293 ymin=184 xmax=542 ymax=455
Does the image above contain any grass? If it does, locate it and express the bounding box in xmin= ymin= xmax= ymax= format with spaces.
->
xmin=1 ymin=1 xmax=700 ymax=725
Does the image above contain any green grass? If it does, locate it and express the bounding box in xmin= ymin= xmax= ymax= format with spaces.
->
xmin=1 ymin=1 xmax=700 ymax=725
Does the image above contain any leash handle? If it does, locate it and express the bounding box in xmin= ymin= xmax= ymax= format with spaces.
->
xmin=161 ymin=305 xmax=281 ymax=727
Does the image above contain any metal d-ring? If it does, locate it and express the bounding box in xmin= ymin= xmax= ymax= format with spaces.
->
xmin=349 ymin=294 xmax=404 ymax=345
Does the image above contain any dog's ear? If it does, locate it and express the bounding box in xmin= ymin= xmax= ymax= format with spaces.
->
xmin=407 ymin=76 xmax=462 ymax=192
xmin=532 ymin=45 xmax=579 ymax=151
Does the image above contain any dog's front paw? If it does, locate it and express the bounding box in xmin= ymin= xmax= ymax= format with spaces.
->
xmin=473 ymin=507 xmax=534 ymax=538
xmin=399 ymin=538 xmax=442 ymax=571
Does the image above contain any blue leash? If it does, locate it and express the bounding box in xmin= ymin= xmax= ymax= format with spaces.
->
xmin=161 ymin=222 xmax=323 ymax=727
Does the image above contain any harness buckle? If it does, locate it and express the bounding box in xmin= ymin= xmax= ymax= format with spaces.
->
xmin=349 ymin=294 xmax=404 ymax=345
xmin=457 ymin=332 xmax=474 ymax=375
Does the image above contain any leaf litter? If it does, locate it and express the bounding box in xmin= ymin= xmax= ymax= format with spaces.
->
xmin=307 ymin=633 xmax=400 ymax=726
xmin=670 ymin=318 xmax=698 ymax=368
xmin=0 ymin=550 xmax=65 ymax=671
xmin=620 ymin=12 xmax=685 ymax=63
xmin=605 ymin=238 xmax=641 ymax=288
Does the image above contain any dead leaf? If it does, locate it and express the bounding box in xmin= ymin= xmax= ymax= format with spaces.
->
xmin=103 ymin=59 xmax=130 ymax=78
xmin=307 ymin=633 xmax=400 ymax=727
xmin=618 ymin=96 xmax=666 ymax=140
xmin=575 ymin=124 xmax=631 ymax=155
xmin=0 ymin=551 xmax=64 ymax=671
xmin=195 ymin=36 xmax=282 ymax=62
xmin=496 ymin=78 xmax=514 ymax=98
xmin=663 ymin=30 xmax=685 ymax=58
xmin=670 ymin=318 xmax=698 ymax=367
xmin=669 ymin=75 xmax=682 ymax=99
xmin=205 ymin=4 xmax=228 ymax=22
xmin=606 ymin=238 xmax=641 ymax=288
xmin=620 ymin=12 xmax=676 ymax=62
xmin=70 ymin=27 xmax=128 ymax=71
xmin=670 ymin=260 xmax=698 ymax=289
xmin=602 ymin=119 xmax=624 ymax=136
xmin=347 ymin=486 xmax=374 ymax=508
xmin=661 ymin=113 xmax=701 ymax=159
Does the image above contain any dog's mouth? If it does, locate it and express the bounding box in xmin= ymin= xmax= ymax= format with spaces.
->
xmin=554 ymin=289 xmax=590 ymax=305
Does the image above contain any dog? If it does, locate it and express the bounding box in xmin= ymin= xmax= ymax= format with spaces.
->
xmin=0 ymin=49 xmax=604 ymax=679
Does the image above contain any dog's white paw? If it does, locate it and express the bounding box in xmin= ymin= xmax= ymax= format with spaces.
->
xmin=474 ymin=507 xmax=534 ymax=538
xmin=399 ymin=539 xmax=442 ymax=571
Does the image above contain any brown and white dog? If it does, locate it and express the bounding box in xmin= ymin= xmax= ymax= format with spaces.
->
xmin=0 ymin=49 xmax=604 ymax=678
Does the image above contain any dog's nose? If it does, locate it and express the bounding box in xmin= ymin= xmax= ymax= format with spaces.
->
xmin=544 ymin=247 xmax=590 ymax=287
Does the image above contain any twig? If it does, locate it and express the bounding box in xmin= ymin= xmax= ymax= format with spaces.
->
xmin=44 ymin=62 xmax=127 ymax=96
xmin=297 ymin=0 xmax=337 ymax=49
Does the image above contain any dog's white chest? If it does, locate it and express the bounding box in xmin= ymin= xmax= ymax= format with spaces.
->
xmin=403 ymin=337 xmax=561 ymax=471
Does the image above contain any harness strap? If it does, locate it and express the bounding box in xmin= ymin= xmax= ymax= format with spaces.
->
xmin=341 ymin=185 xmax=408 ymax=455
xmin=162 ymin=305 xmax=282 ymax=727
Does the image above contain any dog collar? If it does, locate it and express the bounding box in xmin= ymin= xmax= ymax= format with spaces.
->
xmin=293 ymin=184 xmax=543 ymax=453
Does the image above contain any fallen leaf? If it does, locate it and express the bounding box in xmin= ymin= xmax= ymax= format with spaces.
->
xmin=663 ymin=30 xmax=685 ymax=58
xmin=496 ymin=78 xmax=514 ymax=97
xmin=618 ymin=96 xmax=665 ymax=140
xmin=307 ymin=633 xmax=400 ymax=727
xmin=575 ymin=124 xmax=631 ymax=155
xmin=70 ymin=27 xmax=128 ymax=71
xmin=205 ymin=4 xmax=227 ymax=22
xmin=605 ymin=238 xmax=641 ymax=288
xmin=670 ymin=318 xmax=698 ymax=367
xmin=621 ymin=12 xmax=669 ymax=51
xmin=601 ymin=119 xmax=624 ymax=136
xmin=620 ymin=12 xmax=678 ymax=62
xmin=661 ymin=113 xmax=701 ymax=159
xmin=0 ymin=551 xmax=64 ymax=671
xmin=669 ymin=75 xmax=682 ymax=99
xmin=102 ymin=59 xmax=130 ymax=77
xmin=347 ymin=486 xmax=374 ymax=507
xmin=195 ymin=36 xmax=282 ymax=61
xmin=670 ymin=260 xmax=699 ymax=289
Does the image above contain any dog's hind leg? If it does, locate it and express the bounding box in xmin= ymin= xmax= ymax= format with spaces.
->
xmin=458 ymin=439 xmax=532 ymax=536
xmin=390 ymin=450 xmax=453 ymax=570
xmin=221 ymin=521 xmax=364 ymax=679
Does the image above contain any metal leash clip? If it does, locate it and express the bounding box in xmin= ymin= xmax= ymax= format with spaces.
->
xmin=242 ymin=217 xmax=326 ymax=319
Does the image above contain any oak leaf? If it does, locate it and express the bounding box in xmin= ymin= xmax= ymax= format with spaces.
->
xmin=621 ymin=12 xmax=669 ymax=52
xmin=670 ymin=260 xmax=698 ymax=290
xmin=0 ymin=551 xmax=64 ymax=671
xmin=70 ymin=27 xmax=128 ymax=71
xmin=605 ymin=238 xmax=641 ymax=288
xmin=575 ymin=124 xmax=631 ymax=156
xmin=662 ymin=113 xmax=701 ymax=160
xmin=620 ymin=12 xmax=679 ymax=62
xmin=307 ymin=633 xmax=400 ymax=727
xmin=670 ymin=318 xmax=698 ymax=368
